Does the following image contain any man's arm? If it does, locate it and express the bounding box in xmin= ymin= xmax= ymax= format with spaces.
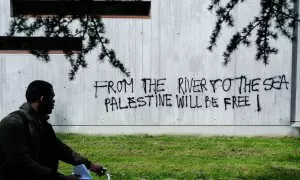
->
xmin=56 ymin=138 xmax=105 ymax=175
xmin=0 ymin=117 xmax=63 ymax=180
xmin=56 ymin=138 xmax=91 ymax=167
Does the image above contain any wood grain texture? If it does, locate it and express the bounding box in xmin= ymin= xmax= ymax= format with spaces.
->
xmin=0 ymin=0 xmax=296 ymax=135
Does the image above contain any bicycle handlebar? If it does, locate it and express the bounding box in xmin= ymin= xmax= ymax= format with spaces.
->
xmin=105 ymin=173 xmax=111 ymax=180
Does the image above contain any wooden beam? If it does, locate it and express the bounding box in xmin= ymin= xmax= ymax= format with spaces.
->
xmin=11 ymin=1 xmax=151 ymax=18
xmin=0 ymin=36 xmax=82 ymax=54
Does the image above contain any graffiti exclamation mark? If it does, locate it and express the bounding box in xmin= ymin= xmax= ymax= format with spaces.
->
xmin=256 ymin=94 xmax=261 ymax=112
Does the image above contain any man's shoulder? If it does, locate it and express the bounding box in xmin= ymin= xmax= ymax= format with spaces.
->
xmin=0 ymin=111 xmax=25 ymax=129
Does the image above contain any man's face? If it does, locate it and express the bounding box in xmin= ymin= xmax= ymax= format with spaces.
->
xmin=39 ymin=88 xmax=55 ymax=115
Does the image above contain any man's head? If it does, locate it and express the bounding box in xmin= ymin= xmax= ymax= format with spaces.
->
xmin=26 ymin=80 xmax=55 ymax=114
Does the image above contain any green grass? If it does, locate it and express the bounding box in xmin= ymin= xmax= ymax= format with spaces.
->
xmin=57 ymin=134 xmax=300 ymax=180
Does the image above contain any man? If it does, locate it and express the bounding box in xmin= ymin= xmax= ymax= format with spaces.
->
xmin=0 ymin=80 xmax=104 ymax=180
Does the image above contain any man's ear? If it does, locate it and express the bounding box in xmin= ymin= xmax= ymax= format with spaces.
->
xmin=40 ymin=96 xmax=44 ymax=103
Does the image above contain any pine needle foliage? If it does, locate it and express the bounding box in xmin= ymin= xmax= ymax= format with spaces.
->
xmin=8 ymin=2 xmax=135 ymax=80
xmin=208 ymin=0 xmax=299 ymax=66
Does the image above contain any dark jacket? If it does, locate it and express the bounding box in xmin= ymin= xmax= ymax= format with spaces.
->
xmin=0 ymin=103 xmax=91 ymax=180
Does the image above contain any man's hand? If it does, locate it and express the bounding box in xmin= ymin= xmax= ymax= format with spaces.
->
xmin=63 ymin=175 xmax=80 ymax=180
xmin=89 ymin=163 xmax=106 ymax=176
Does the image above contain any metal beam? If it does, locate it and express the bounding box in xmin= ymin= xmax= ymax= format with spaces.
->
xmin=290 ymin=0 xmax=299 ymax=124
xmin=0 ymin=36 xmax=82 ymax=53
xmin=11 ymin=1 xmax=151 ymax=18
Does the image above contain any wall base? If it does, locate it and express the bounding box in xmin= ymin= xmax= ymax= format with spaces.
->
xmin=53 ymin=125 xmax=300 ymax=136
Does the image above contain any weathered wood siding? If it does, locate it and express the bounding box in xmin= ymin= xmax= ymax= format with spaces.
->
xmin=0 ymin=0 xmax=298 ymax=135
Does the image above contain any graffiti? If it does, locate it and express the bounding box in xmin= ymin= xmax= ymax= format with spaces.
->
xmin=223 ymin=96 xmax=250 ymax=110
xmin=94 ymin=78 xmax=133 ymax=98
xmin=263 ymin=75 xmax=289 ymax=91
xmin=94 ymin=75 xmax=289 ymax=112
xmin=141 ymin=78 xmax=167 ymax=93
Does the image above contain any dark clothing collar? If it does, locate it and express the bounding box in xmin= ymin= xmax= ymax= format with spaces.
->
xmin=19 ymin=102 xmax=50 ymax=122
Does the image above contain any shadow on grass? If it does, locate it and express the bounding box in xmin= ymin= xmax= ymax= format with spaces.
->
xmin=239 ymin=166 xmax=300 ymax=180
xmin=102 ymin=167 xmax=300 ymax=180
